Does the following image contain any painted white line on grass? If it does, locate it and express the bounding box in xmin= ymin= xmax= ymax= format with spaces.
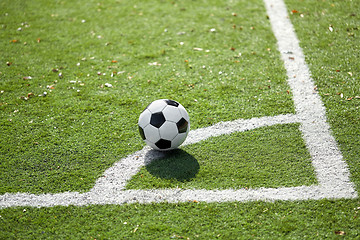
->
xmin=86 ymin=0 xmax=356 ymax=204
xmin=183 ymin=114 xmax=298 ymax=146
xmin=90 ymin=114 xmax=299 ymax=194
xmin=0 ymin=0 xmax=357 ymax=209
xmin=0 ymin=114 xmax=299 ymax=208
xmin=1 ymin=183 xmax=355 ymax=208
xmin=263 ymin=0 xmax=357 ymax=198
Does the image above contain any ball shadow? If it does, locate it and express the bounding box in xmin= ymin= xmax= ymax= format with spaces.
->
xmin=144 ymin=149 xmax=200 ymax=182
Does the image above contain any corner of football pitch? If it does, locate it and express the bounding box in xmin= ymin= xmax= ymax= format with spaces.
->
xmin=1 ymin=0 xmax=359 ymax=238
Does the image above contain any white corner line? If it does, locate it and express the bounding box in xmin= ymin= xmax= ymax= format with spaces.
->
xmin=263 ymin=0 xmax=357 ymax=196
xmin=0 ymin=0 xmax=357 ymax=209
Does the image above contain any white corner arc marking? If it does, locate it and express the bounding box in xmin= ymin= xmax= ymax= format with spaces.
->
xmin=0 ymin=0 xmax=357 ymax=208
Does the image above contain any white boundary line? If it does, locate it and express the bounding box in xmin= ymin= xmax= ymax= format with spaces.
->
xmin=264 ymin=0 xmax=356 ymax=194
xmin=0 ymin=0 xmax=357 ymax=208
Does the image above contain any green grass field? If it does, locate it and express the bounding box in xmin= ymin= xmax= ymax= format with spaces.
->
xmin=1 ymin=0 xmax=294 ymax=194
xmin=126 ymin=124 xmax=317 ymax=190
xmin=1 ymin=0 xmax=360 ymax=239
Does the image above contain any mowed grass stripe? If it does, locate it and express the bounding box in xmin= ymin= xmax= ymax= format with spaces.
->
xmin=0 ymin=0 xmax=293 ymax=194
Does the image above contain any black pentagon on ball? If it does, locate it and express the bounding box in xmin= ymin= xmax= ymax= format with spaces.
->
xmin=155 ymin=139 xmax=172 ymax=150
xmin=150 ymin=112 xmax=166 ymax=128
xmin=138 ymin=126 xmax=146 ymax=140
xmin=176 ymin=117 xmax=188 ymax=133
xmin=165 ymin=99 xmax=179 ymax=107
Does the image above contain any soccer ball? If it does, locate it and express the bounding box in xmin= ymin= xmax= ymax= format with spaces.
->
xmin=138 ymin=99 xmax=190 ymax=151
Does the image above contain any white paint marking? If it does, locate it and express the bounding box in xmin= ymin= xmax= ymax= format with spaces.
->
xmin=184 ymin=114 xmax=298 ymax=146
xmin=91 ymin=114 xmax=299 ymax=193
xmin=263 ymin=0 xmax=356 ymax=197
xmin=0 ymin=0 xmax=357 ymax=208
